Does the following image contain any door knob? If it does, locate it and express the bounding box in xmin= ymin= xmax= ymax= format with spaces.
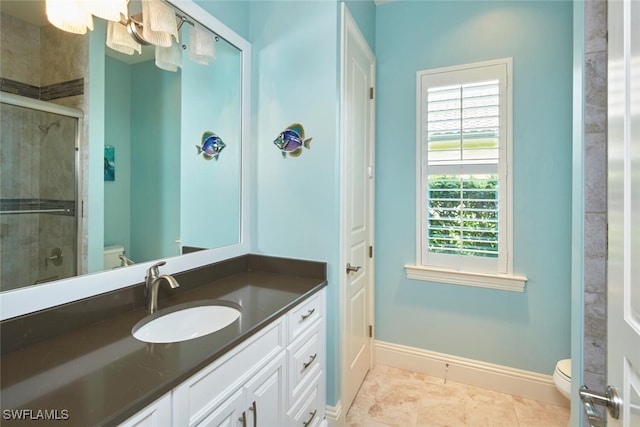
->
xmin=579 ymin=385 xmax=621 ymax=427
xmin=346 ymin=263 xmax=362 ymax=274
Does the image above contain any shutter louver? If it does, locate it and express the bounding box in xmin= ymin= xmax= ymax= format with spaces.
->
xmin=425 ymin=79 xmax=500 ymax=258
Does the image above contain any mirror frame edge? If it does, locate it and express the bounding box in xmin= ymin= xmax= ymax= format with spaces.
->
xmin=0 ymin=0 xmax=252 ymax=321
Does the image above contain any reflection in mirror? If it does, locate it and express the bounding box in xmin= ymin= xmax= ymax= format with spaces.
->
xmin=104 ymin=12 xmax=242 ymax=269
xmin=0 ymin=0 xmax=244 ymax=293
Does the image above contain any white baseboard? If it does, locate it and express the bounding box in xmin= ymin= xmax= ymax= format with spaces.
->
xmin=325 ymin=401 xmax=344 ymax=427
xmin=375 ymin=340 xmax=569 ymax=408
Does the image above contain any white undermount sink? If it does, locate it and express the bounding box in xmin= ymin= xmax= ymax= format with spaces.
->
xmin=132 ymin=301 xmax=241 ymax=343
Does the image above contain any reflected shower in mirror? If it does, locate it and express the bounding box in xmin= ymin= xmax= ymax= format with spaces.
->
xmin=0 ymin=0 xmax=244 ymax=292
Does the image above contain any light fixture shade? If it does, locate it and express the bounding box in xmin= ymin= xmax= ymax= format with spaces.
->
xmin=142 ymin=0 xmax=178 ymax=47
xmin=107 ymin=21 xmax=142 ymax=55
xmin=46 ymin=0 xmax=94 ymax=35
xmin=155 ymin=42 xmax=182 ymax=72
xmin=84 ymin=0 xmax=128 ymax=22
xmin=188 ymin=23 xmax=216 ymax=65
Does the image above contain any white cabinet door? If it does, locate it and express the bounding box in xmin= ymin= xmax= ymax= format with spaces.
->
xmin=244 ymin=352 xmax=286 ymax=427
xmin=197 ymin=388 xmax=245 ymax=427
xmin=119 ymin=394 xmax=172 ymax=427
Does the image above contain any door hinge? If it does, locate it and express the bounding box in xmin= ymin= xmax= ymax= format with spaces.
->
xmin=369 ymin=246 xmax=373 ymax=258
xmin=369 ymin=325 xmax=373 ymax=338
xmin=369 ymin=87 xmax=374 ymax=100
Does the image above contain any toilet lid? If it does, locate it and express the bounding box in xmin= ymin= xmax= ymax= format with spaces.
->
xmin=557 ymin=359 xmax=571 ymax=380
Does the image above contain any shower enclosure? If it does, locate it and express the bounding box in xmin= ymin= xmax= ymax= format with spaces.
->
xmin=0 ymin=93 xmax=82 ymax=291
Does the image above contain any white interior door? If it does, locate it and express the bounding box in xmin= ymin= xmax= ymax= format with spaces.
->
xmin=606 ymin=0 xmax=640 ymax=426
xmin=340 ymin=4 xmax=375 ymax=413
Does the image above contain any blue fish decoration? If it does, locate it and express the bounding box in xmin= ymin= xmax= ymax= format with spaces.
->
xmin=273 ymin=123 xmax=312 ymax=158
xmin=196 ymin=131 xmax=226 ymax=161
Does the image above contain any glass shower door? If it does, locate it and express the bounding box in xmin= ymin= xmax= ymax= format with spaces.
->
xmin=0 ymin=99 xmax=79 ymax=291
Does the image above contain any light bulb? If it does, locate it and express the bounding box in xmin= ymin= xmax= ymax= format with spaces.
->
xmin=84 ymin=0 xmax=128 ymax=22
xmin=46 ymin=0 xmax=94 ymax=35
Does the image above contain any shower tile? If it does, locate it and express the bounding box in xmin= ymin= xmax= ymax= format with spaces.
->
xmin=0 ymin=13 xmax=41 ymax=86
xmin=584 ymin=132 xmax=607 ymax=214
xmin=585 ymin=52 xmax=607 ymax=110
xmin=584 ymin=256 xmax=605 ymax=294
xmin=584 ymin=213 xmax=606 ymax=259
xmin=584 ymin=292 xmax=606 ymax=320
xmin=584 ymin=104 xmax=607 ymax=135
xmin=583 ymin=371 xmax=606 ymax=393
xmin=584 ymin=0 xmax=607 ymax=54
xmin=584 ymin=318 xmax=606 ymax=376
xmin=40 ymin=26 xmax=88 ymax=88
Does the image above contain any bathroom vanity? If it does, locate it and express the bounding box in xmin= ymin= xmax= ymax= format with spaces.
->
xmin=0 ymin=255 xmax=327 ymax=426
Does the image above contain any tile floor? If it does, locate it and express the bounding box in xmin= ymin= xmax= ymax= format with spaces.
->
xmin=346 ymin=365 xmax=570 ymax=427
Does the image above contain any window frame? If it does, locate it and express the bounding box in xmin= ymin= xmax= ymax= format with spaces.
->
xmin=405 ymin=58 xmax=527 ymax=292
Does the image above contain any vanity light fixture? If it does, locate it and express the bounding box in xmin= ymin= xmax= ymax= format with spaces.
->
xmin=45 ymin=0 xmax=97 ymax=35
xmin=45 ymin=0 xmax=218 ymax=71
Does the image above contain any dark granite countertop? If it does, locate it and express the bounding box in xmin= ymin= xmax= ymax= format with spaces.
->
xmin=0 ymin=255 xmax=327 ymax=426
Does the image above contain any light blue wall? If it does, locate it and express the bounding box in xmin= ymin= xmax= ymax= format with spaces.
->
xmin=375 ymin=0 xmax=573 ymax=375
xmin=248 ymin=0 xmax=342 ymax=405
xmin=130 ymin=62 xmax=181 ymax=262
xmin=104 ymin=57 xmax=131 ymax=254
xmin=343 ymin=0 xmax=376 ymax=52
xmin=194 ymin=0 xmax=251 ymax=41
xmin=180 ymin=38 xmax=242 ymax=249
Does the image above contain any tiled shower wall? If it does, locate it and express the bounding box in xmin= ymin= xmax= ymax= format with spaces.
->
xmin=0 ymin=13 xmax=89 ymax=288
xmin=0 ymin=105 xmax=78 ymax=289
xmin=582 ymin=0 xmax=607 ymax=424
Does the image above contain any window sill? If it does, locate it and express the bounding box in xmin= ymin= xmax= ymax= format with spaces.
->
xmin=404 ymin=265 xmax=527 ymax=292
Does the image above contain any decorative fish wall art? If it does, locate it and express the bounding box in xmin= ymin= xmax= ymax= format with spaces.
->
xmin=273 ymin=123 xmax=313 ymax=158
xmin=196 ymin=131 xmax=226 ymax=161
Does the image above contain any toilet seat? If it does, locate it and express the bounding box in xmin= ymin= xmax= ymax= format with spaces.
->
xmin=553 ymin=359 xmax=571 ymax=399
xmin=556 ymin=358 xmax=571 ymax=381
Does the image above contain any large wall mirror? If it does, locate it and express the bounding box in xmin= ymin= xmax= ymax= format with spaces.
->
xmin=0 ymin=0 xmax=250 ymax=319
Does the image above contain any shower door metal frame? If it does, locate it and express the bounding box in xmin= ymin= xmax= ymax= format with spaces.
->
xmin=0 ymin=92 xmax=84 ymax=285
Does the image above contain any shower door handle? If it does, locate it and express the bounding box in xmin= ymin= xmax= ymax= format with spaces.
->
xmin=45 ymin=248 xmax=63 ymax=267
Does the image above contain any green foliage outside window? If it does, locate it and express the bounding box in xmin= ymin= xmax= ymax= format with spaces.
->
xmin=427 ymin=175 xmax=499 ymax=257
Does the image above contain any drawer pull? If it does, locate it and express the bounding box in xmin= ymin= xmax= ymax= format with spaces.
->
xmin=249 ymin=400 xmax=257 ymax=426
xmin=302 ymin=353 xmax=317 ymax=370
xmin=238 ymin=410 xmax=247 ymax=427
xmin=300 ymin=308 xmax=315 ymax=321
xmin=302 ymin=409 xmax=317 ymax=426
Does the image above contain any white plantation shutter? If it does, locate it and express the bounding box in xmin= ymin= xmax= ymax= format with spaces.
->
xmin=417 ymin=59 xmax=512 ymax=274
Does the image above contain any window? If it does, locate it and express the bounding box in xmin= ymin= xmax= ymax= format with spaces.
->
xmin=406 ymin=58 xmax=526 ymax=291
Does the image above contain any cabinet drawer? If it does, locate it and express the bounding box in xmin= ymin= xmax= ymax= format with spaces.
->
xmin=173 ymin=317 xmax=285 ymax=426
xmin=287 ymin=372 xmax=323 ymax=427
xmin=288 ymin=320 xmax=322 ymax=404
xmin=288 ymin=292 xmax=323 ymax=344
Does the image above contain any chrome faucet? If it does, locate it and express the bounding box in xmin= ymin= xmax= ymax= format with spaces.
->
xmin=145 ymin=261 xmax=180 ymax=314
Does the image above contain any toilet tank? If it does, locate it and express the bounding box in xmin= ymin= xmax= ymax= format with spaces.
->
xmin=104 ymin=245 xmax=125 ymax=269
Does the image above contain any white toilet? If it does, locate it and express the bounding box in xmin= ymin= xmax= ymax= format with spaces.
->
xmin=553 ymin=358 xmax=571 ymax=399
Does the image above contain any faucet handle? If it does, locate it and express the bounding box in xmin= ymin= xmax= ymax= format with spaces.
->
xmin=147 ymin=261 xmax=167 ymax=279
